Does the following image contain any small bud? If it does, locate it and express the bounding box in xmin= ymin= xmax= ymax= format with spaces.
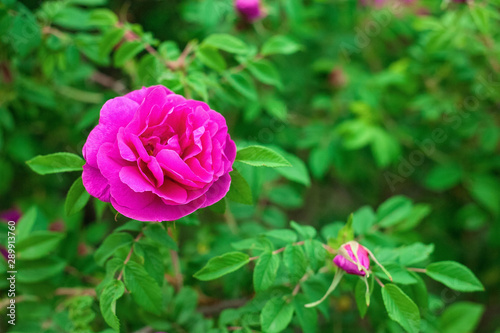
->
xmin=329 ymin=68 xmax=348 ymax=89
xmin=333 ymin=241 xmax=370 ymax=276
xmin=0 ymin=208 xmax=22 ymax=224
xmin=235 ymin=0 xmax=266 ymax=22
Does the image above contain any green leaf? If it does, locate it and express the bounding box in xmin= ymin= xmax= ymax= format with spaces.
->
xmin=382 ymin=284 xmax=420 ymax=333
xmin=261 ymin=35 xmax=303 ymax=56
xmin=260 ymin=297 xmax=295 ymax=333
xmin=426 ymin=261 xmax=484 ymax=292
xmin=114 ymin=41 xmax=145 ymax=67
xmin=194 ymin=252 xmax=250 ymax=281
xmin=263 ymin=97 xmax=287 ymax=120
xmin=94 ymin=232 xmax=134 ymax=266
xmin=17 ymin=231 xmax=64 ymax=260
xmin=143 ymin=223 xmax=178 ymax=251
xmin=203 ymin=34 xmax=248 ymax=54
xmin=196 ymin=45 xmax=226 ymax=72
xmin=265 ymin=229 xmax=297 ymax=243
xmin=438 ymin=302 xmax=485 ymax=333
xmin=398 ymin=243 xmax=434 ymax=266
xmin=293 ymin=295 xmax=317 ymax=333
xmin=352 ymin=206 xmax=376 ymax=236
xmin=100 ymin=27 xmax=126 ymax=58
xmin=236 ymin=146 xmax=291 ymax=168
xmin=15 ymin=206 xmax=38 ymax=242
xmin=253 ymin=251 xmax=280 ymax=291
xmin=466 ymin=174 xmax=500 ymax=216
xmin=376 ymin=196 xmax=413 ymax=228
xmin=140 ymin=244 xmax=165 ymax=286
xmin=226 ymin=168 xmax=253 ymax=205
xmin=247 ymin=59 xmax=281 ymax=87
xmin=291 ymin=221 xmax=316 ymax=239
xmin=470 ymin=6 xmax=490 ymax=35
xmin=425 ymin=164 xmax=462 ymax=191
xmin=123 ymin=261 xmax=163 ymax=314
xmin=89 ymin=8 xmax=118 ymax=26
xmin=26 ymin=152 xmax=84 ymax=175
xmin=274 ymin=150 xmax=311 ymax=186
xmin=100 ymin=280 xmax=125 ymax=331
xmin=65 ymin=176 xmax=91 ymax=216
xmin=304 ymin=239 xmax=326 ymax=272
xmin=17 ymin=257 xmax=66 ymax=283
xmin=226 ymin=72 xmax=258 ymax=100
xmin=283 ymin=245 xmax=307 ymax=283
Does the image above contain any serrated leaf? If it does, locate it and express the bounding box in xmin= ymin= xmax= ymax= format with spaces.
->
xmin=26 ymin=152 xmax=84 ymax=175
xmin=123 ymin=261 xmax=163 ymax=314
xmin=203 ymin=34 xmax=248 ymax=54
xmin=196 ymin=45 xmax=226 ymax=72
xmin=226 ymin=168 xmax=253 ymax=205
xmin=382 ymin=284 xmax=420 ymax=333
xmin=290 ymin=221 xmax=316 ymax=239
xmin=114 ymin=41 xmax=144 ymax=67
xmin=260 ymin=297 xmax=295 ymax=333
xmin=261 ymin=35 xmax=302 ymax=56
xmin=236 ymin=146 xmax=291 ymax=168
xmin=426 ymin=261 xmax=484 ymax=292
xmin=283 ymin=245 xmax=307 ymax=283
xmin=89 ymin=8 xmax=118 ymax=26
xmin=17 ymin=231 xmax=64 ymax=260
xmin=99 ymin=27 xmax=126 ymax=58
xmin=264 ymin=229 xmax=297 ymax=243
xmin=438 ymin=302 xmax=485 ymax=333
xmin=100 ymin=280 xmax=125 ymax=331
xmin=226 ymin=72 xmax=258 ymax=100
xmin=65 ymin=176 xmax=90 ymax=216
xmin=143 ymin=223 xmax=178 ymax=251
xmin=194 ymin=252 xmax=250 ymax=281
xmin=247 ymin=59 xmax=281 ymax=87
xmin=253 ymin=251 xmax=280 ymax=291
xmin=376 ymin=196 xmax=413 ymax=228
xmin=352 ymin=205 xmax=376 ymax=236
xmin=94 ymin=232 xmax=134 ymax=266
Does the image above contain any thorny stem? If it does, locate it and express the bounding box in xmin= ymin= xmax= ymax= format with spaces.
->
xmin=117 ymin=232 xmax=143 ymax=281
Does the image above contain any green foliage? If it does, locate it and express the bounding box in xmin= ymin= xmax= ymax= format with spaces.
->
xmin=1 ymin=0 xmax=495 ymax=332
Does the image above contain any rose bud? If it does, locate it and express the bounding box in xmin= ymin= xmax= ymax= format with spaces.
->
xmin=82 ymin=85 xmax=236 ymax=222
xmin=0 ymin=247 xmax=8 ymax=261
xmin=235 ymin=0 xmax=265 ymax=22
xmin=334 ymin=241 xmax=370 ymax=276
xmin=0 ymin=208 xmax=21 ymax=224
xmin=306 ymin=241 xmax=392 ymax=308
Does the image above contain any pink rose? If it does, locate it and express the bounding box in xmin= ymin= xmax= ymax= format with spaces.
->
xmin=82 ymin=85 xmax=236 ymax=222
xmin=235 ymin=0 xmax=265 ymax=22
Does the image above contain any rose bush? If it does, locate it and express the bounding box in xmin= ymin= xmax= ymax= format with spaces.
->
xmin=82 ymin=85 xmax=236 ymax=221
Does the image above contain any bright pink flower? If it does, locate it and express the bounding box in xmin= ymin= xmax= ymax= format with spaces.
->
xmin=333 ymin=242 xmax=370 ymax=276
xmin=82 ymin=85 xmax=236 ymax=222
xmin=235 ymin=0 xmax=265 ymax=22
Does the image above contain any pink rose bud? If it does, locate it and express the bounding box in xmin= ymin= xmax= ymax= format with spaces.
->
xmin=0 ymin=208 xmax=21 ymax=224
xmin=82 ymin=85 xmax=236 ymax=222
xmin=235 ymin=0 xmax=265 ymax=22
xmin=334 ymin=242 xmax=370 ymax=276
